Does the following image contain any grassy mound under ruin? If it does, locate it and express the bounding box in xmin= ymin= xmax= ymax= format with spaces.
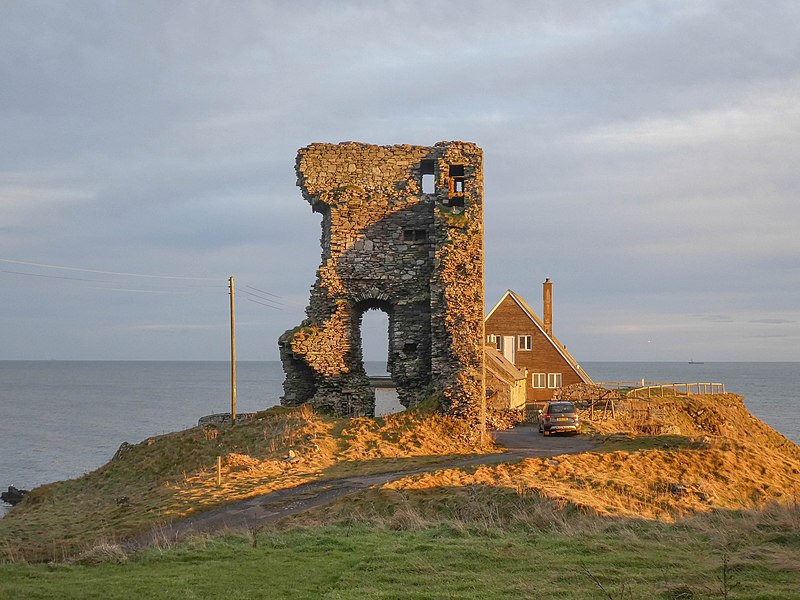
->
xmin=0 ymin=402 xmax=484 ymax=562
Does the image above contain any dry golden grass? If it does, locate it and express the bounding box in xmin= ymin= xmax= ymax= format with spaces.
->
xmin=383 ymin=395 xmax=800 ymax=520
xmin=593 ymin=393 xmax=800 ymax=457
xmin=282 ymin=394 xmax=800 ymax=530
xmin=374 ymin=442 xmax=799 ymax=520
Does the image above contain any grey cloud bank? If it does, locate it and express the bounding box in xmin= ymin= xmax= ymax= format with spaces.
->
xmin=1 ymin=1 xmax=799 ymax=361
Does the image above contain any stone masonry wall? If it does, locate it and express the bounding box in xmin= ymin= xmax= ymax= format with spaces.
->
xmin=278 ymin=141 xmax=484 ymax=419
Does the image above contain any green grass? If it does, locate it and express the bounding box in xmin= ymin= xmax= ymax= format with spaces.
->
xmin=1 ymin=513 xmax=798 ymax=599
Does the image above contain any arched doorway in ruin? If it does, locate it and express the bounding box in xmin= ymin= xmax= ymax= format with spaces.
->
xmin=352 ymin=297 xmax=431 ymax=413
xmin=357 ymin=303 xmax=405 ymax=416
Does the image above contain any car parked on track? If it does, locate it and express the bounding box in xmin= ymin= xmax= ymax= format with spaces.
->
xmin=538 ymin=401 xmax=580 ymax=435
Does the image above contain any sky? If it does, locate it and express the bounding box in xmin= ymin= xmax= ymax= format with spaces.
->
xmin=1 ymin=0 xmax=799 ymax=363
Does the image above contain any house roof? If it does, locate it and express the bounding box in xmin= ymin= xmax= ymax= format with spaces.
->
xmin=485 ymin=289 xmax=594 ymax=385
xmin=484 ymin=345 xmax=526 ymax=383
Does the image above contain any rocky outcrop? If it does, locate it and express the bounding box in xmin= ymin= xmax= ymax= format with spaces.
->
xmin=1 ymin=485 xmax=29 ymax=506
xmin=553 ymin=383 xmax=620 ymax=401
xmin=197 ymin=413 xmax=256 ymax=428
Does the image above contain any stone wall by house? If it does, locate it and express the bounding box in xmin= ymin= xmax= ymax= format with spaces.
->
xmin=278 ymin=141 xmax=484 ymax=419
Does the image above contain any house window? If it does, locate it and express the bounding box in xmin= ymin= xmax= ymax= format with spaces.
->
xmin=517 ymin=335 xmax=532 ymax=351
xmin=531 ymin=373 xmax=546 ymax=388
xmin=402 ymin=229 xmax=426 ymax=242
xmin=487 ymin=334 xmax=501 ymax=350
xmin=547 ymin=373 xmax=562 ymax=388
xmin=421 ymin=159 xmax=435 ymax=194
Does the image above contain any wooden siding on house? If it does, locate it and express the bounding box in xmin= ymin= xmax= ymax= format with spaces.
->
xmin=485 ymin=290 xmax=592 ymax=402
xmin=484 ymin=345 xmax=527 ymax=410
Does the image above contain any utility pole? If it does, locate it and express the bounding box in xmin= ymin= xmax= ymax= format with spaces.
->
xmin=480 ymin=328 xmax=487 ymax=445
xmin=229 ymin=276 xmax=237 ymax=425
xmin=480 ymin=201 xmax=487 ymax=447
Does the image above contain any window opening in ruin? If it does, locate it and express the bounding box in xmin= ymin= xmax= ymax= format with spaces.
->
xmin=403 ymin=342 xmax=417 ymax=354
xmin=421 ymin=159 xmax=435 ymax=194
xmin=447 ymin=164 xmax=465 ymax=207
xmin=402 ymin=229 xmax=427 ymax=242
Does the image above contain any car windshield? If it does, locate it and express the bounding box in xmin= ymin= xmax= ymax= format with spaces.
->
xmin=549 ymin=403 xmax=575 ymax=415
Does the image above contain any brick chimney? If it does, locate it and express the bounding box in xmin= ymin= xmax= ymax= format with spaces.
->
xmin=543 ymin=277 xmax=553 ymax=337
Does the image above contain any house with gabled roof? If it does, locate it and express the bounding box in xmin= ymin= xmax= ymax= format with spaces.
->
xmin=485 ymin=278 xmax=593 ymax=403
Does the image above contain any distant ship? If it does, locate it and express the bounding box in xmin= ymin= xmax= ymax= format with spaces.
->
xmin=689 ymin=359 xmax=704 ymax=364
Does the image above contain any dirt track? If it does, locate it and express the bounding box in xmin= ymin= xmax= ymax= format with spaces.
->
xmin=493 ymin=424 xmax=597 ymax=456
xmin=126 ymin=425 xmax=596 ymax=550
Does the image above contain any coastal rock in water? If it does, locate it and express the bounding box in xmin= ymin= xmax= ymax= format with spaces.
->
xmin=1 ymin=485 xmax=29 ymax=506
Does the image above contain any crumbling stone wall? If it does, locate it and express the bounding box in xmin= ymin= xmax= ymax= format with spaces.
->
xmin=279 ymin=141 xmax=484 ymax=419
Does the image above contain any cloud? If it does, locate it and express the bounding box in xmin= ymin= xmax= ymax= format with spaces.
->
xmin=574 ymin=80 xmax=800 ymax=151
xmin=0 ymin=173 xmax=96 ymax=221
xmin=744 ymin=332 xmax=797 ymax=339
xmin=748 ymin=318 xmax=794 ymax=324
xmin=698 ymin=315 xmax=734 ymax=323
xmin=1 ymin=1 xmax=799 ymax=360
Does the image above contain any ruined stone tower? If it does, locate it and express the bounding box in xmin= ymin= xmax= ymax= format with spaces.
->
xmin=278 ymin=141 xmax=484 ymax=419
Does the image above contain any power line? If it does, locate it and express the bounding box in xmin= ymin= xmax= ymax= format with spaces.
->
xmin=84 ymin=286 xmax=195 ymax=295
xmin=246 ymin=298 xmax=282 ymax=310
xmin=246 ymin=285 xmax=282 ymax=300
xmin=241 ymin=288 xmax=284 ymax=306
xmin=1 ymin=269 xmax=102 ymax=283
xmin=1 ymin=257 xmax=284 ymax=302
xmin=0 ymin=257 xmax=220 ymax=281
xmin=1 ymin=269 xmax=225 ymax=293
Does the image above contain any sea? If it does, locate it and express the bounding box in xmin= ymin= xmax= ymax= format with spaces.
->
xmin=1 ymin=361 xmax=798 ymax=517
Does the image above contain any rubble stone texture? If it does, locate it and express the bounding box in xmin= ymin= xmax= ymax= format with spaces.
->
xmin=278 ymin=141 xmax=484 ymax=419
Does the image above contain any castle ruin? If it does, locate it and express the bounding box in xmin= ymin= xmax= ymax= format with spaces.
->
xmin=278 ymin=141 xmax=484 ymax=419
